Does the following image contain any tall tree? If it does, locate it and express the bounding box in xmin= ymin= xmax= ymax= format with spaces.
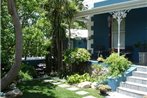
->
xmin=44 ymin=0 xmax=85 ymax=75
xmin=1 ymin=0 xmax=23 ymax=90
xmin=64 ymin=1 xmax=77 ymax=49
xmin=1 ymin=0 xmax=51 ymax=73
xmin=46 ymin=0 xmax=67 ymax=74
xmin=16 ymin=0 xmax=51 ymax=59
xmin=1 ymin=0 xmax=15 ymax=76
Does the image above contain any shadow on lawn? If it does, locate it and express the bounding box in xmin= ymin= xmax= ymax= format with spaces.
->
xmin=21 ymin=92 xmax=56 ymax=98
xmin=17 ymin=79 xmax=57 ymax=98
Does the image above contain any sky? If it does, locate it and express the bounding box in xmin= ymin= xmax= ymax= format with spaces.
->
xmin=83 ymin=0 xmax=106 ymax=9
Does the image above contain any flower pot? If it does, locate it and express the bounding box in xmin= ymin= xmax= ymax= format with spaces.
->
xmin=100 ymin=89 xmax=107 ymax=95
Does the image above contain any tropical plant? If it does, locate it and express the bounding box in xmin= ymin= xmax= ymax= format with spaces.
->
xmin=64 ymin=48 xmax=91 ymax=65
xmin=44 ymin=0 xmax=86 ymax=75
xmin=104 ymin=53 xmax=132 ymax=77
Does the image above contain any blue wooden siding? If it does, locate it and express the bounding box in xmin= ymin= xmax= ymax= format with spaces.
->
xmin=73 ymin=39 xmax=87 ymax=49
xmin=92 ymin=7 xmax=147 ymax=63
xmin=94 ymin=0 xmax=130 ymax=8
xmin=92 ymin=13 xmax=110 ymax=59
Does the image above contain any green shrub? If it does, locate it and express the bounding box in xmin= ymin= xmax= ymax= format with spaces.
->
xmin=104 ymin=53 xmax=132 ymax=77
xmin=91 ymin=64 xmax=103 ymax=76
xmin=91 ymin=64 xmax=109 ymax=83
xmin=17 ymin=63 xmax=37 ymax=81
xmin=20 ymin=63 xmax=37 ymax=78
xmin=64 ymin=48 xmax=91 ymax=65
xmin=18 ymin=70 xmax=32 ymax=81
xmin=67 ymin=73 xmax=92 ymax=84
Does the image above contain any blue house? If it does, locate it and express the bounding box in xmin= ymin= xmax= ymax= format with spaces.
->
xmin=69 ymin=29 xmax=88 ymax=49
xmin=76 ymin=0 xmax=147 ymax=64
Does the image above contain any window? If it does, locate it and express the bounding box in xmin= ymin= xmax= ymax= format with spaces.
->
xmin=111 ymin=19 xmax=125 ymax=49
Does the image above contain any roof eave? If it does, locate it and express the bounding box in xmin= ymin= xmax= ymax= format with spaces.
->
xmin=75 ymin=0 xmax=147 ymax=18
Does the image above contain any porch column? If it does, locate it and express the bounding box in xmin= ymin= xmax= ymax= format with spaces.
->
xmin=87 ymin=15 xmax=94 ymax=54
xmin=111 ymin=10 xmax=129 ymax=55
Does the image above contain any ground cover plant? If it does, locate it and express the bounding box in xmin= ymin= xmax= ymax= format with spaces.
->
xmin=67 ymin=73 xmax=93 ymax=84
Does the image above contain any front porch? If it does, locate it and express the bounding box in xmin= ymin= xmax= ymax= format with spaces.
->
xmin=76 ymin=0 xmax=147 ymax=64
xmin=92 ymin=7 xmax=147 ymax=63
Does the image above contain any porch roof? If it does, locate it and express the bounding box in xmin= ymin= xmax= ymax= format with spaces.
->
xmin=75 ymin=0 xmax=147 ymax=18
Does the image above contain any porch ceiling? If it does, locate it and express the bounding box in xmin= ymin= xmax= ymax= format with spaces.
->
xmin=75 ymin=0 xmax=147 ymax=18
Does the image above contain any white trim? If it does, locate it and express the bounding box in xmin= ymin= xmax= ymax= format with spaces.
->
xmin=75 ymin=0 xmax=147 ymax=18
xmin=111 ymin=10 xmax=128 ymax=55
xmin=87 ymin=16 xmax=94 ymax=53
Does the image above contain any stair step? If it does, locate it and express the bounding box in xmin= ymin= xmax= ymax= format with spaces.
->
xmin=127 ymin=76 xmax=147 ymax=85
xmin=106 ymin=92 xmax=135 ymax=98
xmin=132 ymin=71 xmax=147 ymax=78
xmin=120 ymin=82 xmax=147 ymax=92
xmin=117 ymin=87 xmax=147 ymax=98
xmin=137 ymin=66 xmax=147 ymax=72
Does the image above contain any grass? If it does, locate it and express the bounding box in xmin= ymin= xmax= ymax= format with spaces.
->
xmin=17 ymin=79 xmax=104 ymax=98
xmin=83 ymin=88 xmax=104 ymax=98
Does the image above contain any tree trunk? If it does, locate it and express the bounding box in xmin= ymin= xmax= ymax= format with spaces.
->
xmin=1 ymin=0 xmax=23 ymax=90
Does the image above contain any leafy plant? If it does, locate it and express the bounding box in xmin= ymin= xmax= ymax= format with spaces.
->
xmin=18 ymin=64 xmax=37 ymax=81
xmin=20 ymin=63 xmax=37 ymax=78
xmin=64 ymin=48 xmax=91 ymax=65
xmin=67 ymin=73 xmax=92 ymax=84
xmin=104 ymin=53 xmax=132 ymax=77
xmin=91 ymin=64 xmax=103 ymax=75
xmin=18 ymin=71 xmax=32 ymax=81
xmin=91 ymin=64 xmax=109 ymax=83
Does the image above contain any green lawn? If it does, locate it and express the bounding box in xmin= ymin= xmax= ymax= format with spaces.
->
xmin=83 ymin=88 xmax=104 ymax=98
xmin=17 ymin=79 xmax=104 ymax=98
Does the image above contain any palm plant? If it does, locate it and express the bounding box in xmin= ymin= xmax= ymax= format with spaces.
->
xmin=44 ymin=0 xmax=85 ymax=75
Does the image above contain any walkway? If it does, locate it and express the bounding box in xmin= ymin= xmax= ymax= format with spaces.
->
xmin=44 ymin=77 xmax=136 ymax=98
xmin=44 ymin=77 xmax=97 ymax=98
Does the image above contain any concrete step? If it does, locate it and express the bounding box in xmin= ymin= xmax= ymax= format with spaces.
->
xmin=117 ymin=87 xmax=147 ymax=98
xmin=127 ymin=76 xmax=147 ymax=85
xmin=120 ymin=82 xmax=147 ymax=92
xmin=132 ymin=71 xmax=147 ymax=78
xmin=137 ymin=66 xmax=147 ymax=72
xmin=106 ymin=92 xmax=135 ymax=98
